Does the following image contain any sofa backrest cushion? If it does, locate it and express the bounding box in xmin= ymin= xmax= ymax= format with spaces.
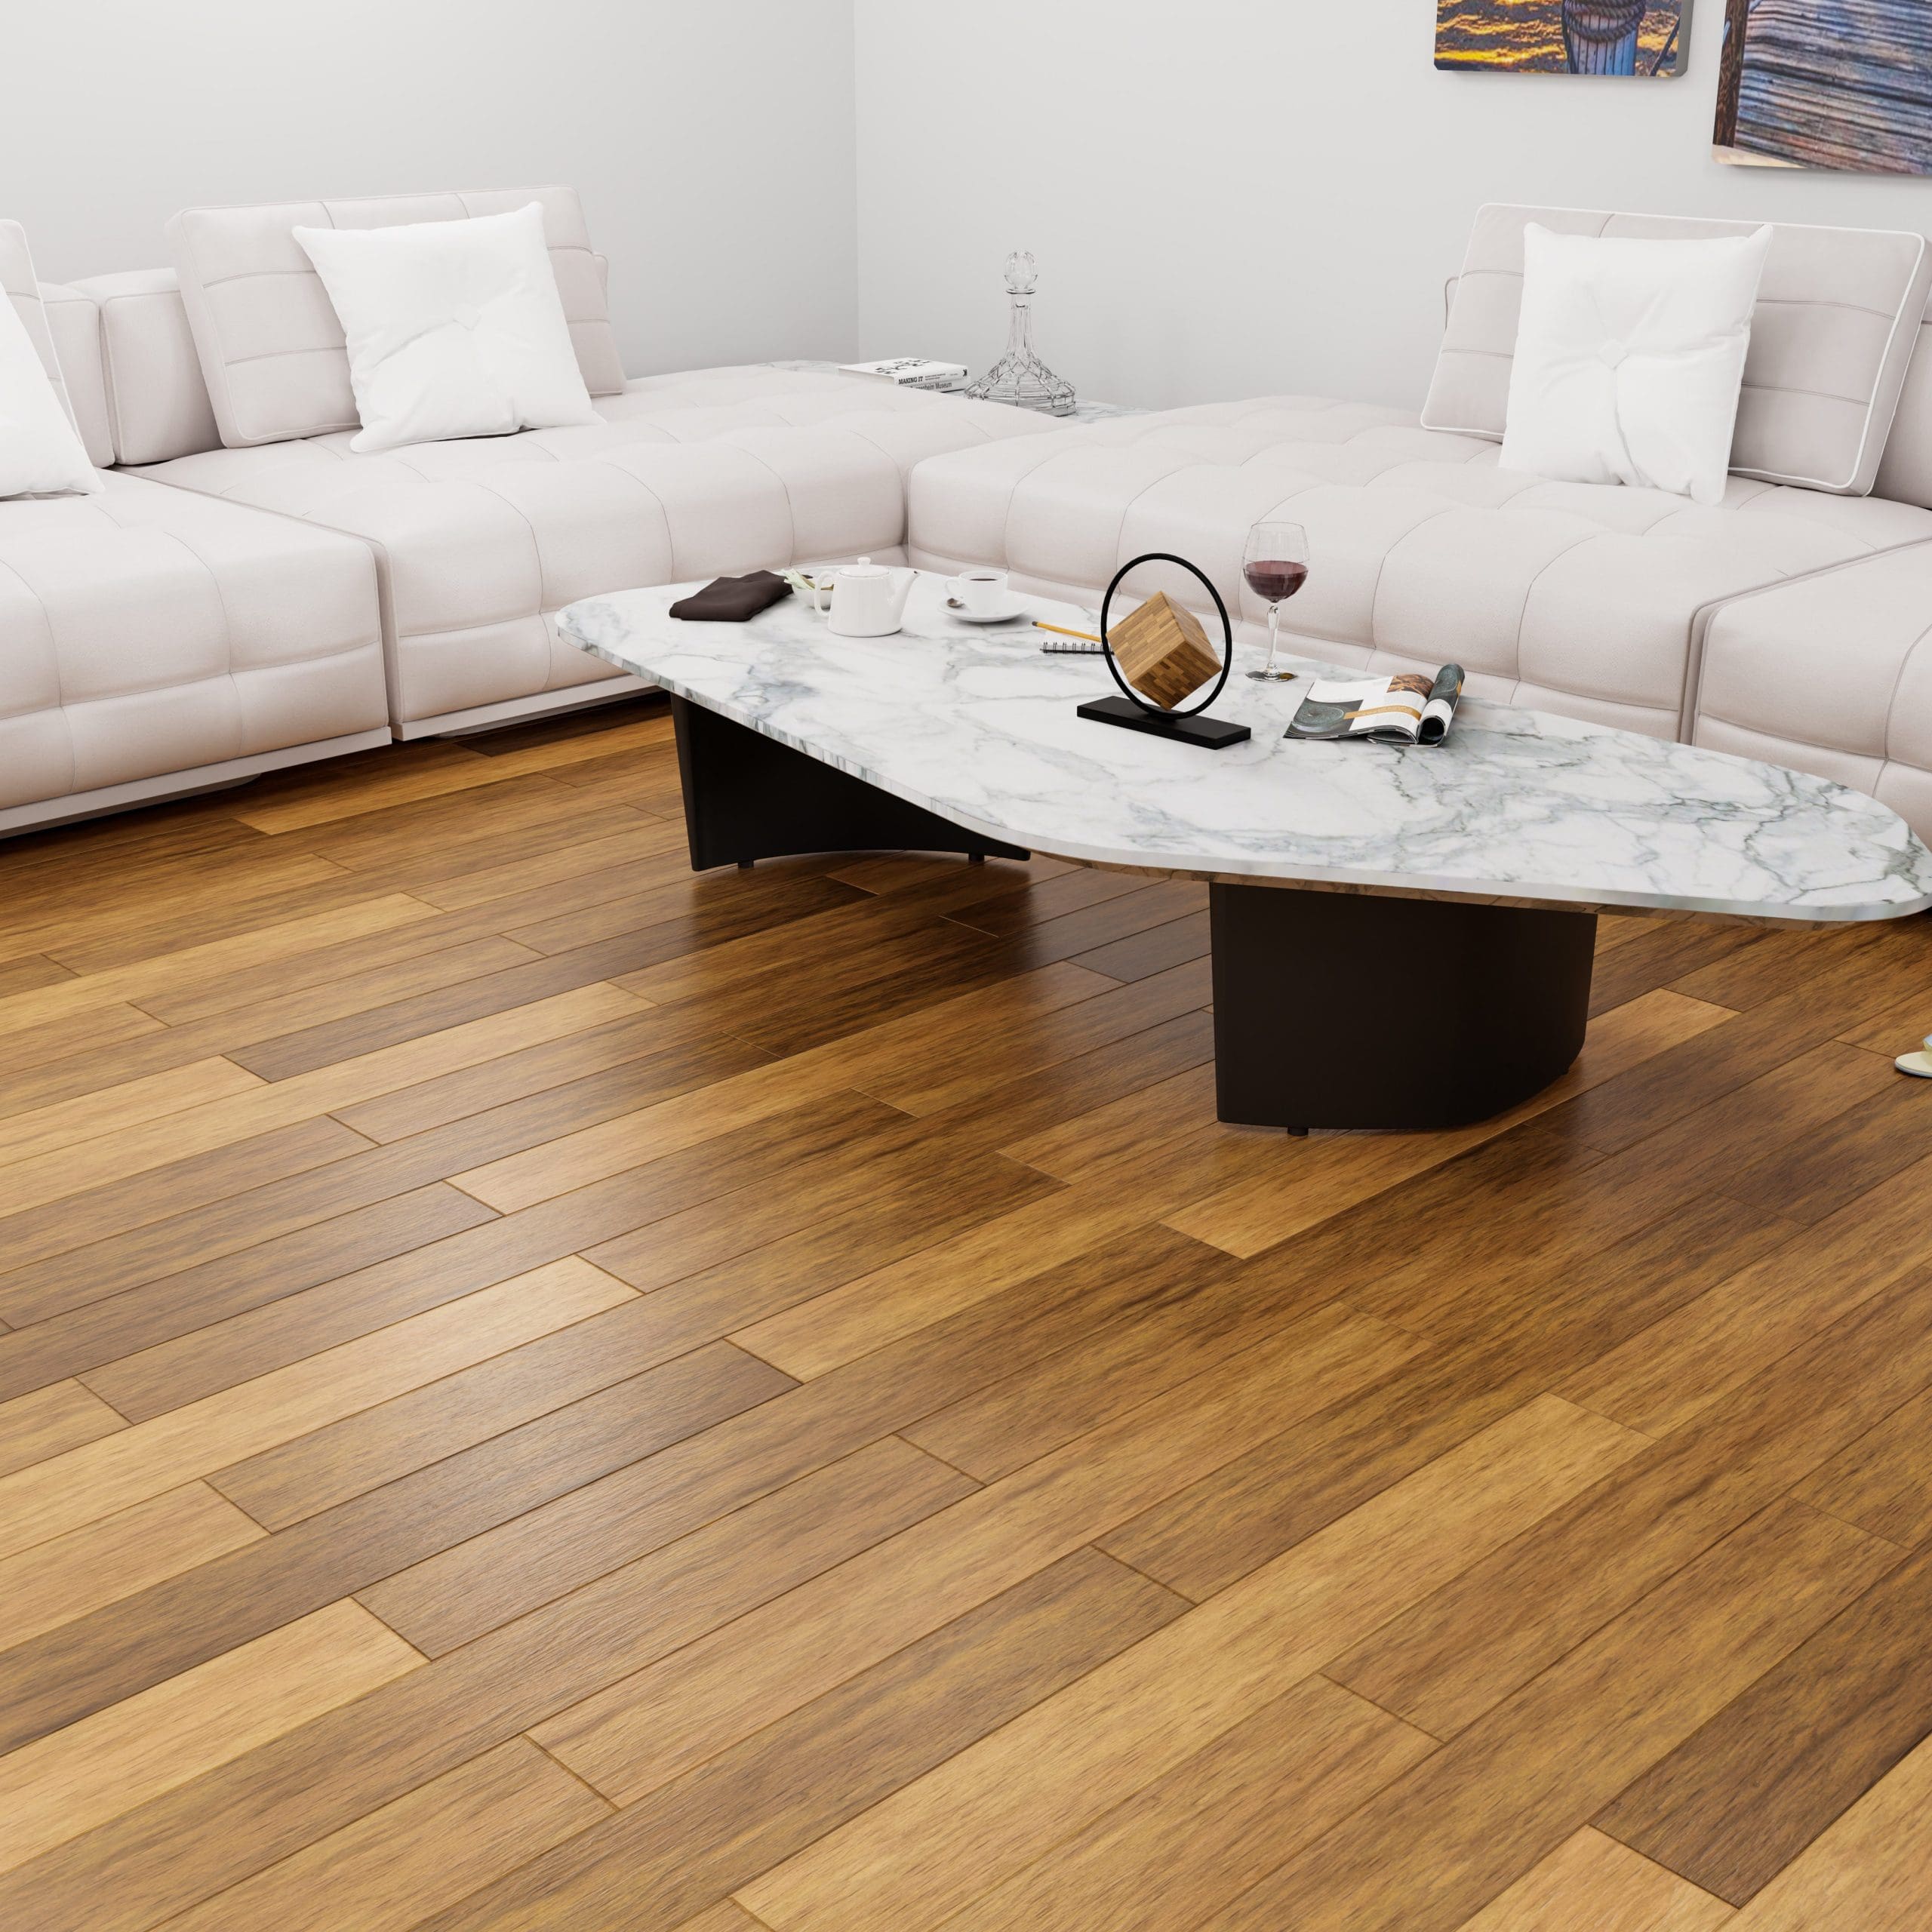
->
xmin=1875 ymin=292 xmax=1932 ymax=510
xmin=71 ymin=269 xmax=223 ymax=466
xmin=0 ymin=220 xmax=113 ymax=466
xmin=1423 ymin=203 xmax=1931 ymax=498
xmin=167 ymin=186 xmax=624 ymax=448
xmin=38 ymin=282 xmax=115 ymax=469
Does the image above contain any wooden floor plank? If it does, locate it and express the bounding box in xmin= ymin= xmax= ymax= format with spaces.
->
xmin=0 ymin=1116 xmax=371 ymax=1295
xmin=0 ymin=1599 xmax=419 ymax=1875
xmin=0 ymin=984 xmax=647 ymax=1220
xmin=1598 ymin=1540 xmax=1932 ymax=1905
xmin=0 ymin=1380 xmax=126 ymax=1478
xmin=1326 ymin=1269 xmax=1932 ymax=1742
xmin=0 ymin=1183 xmax=499 ymax=1413
xmin=0 ymin=1259 xmax=635 ymax=1561
xmin=1724 ymin=1731 xmax=1932 ymax=1929
xmin=736 ymin=1395 xmax=1647 ymax=1932
xmin=527 ymin=1294 xmax=1431 ymax=1807
xmin=943 ymin=1675 xmax=1435 ymax=1932
xmin=1447 ymin=1829 xmax=1733 ymax=1931
xmin=0 ymin=1341 xmax=789 ymax=1758
xmin=0 ymin=1485 xmax=263 ymax=1655
xmin=1101 ymin=1189 xmax=1785 ymax=1604
xmin=0 ymin=1438 xmax=974 ymax=1932
xmin=359 ymin=1227 xmax=1281 ymax=1656
xmin=1794 ymin=1383 xmax=1932 ymax=1549
xmin=158 ymin=1737 xmax=611 ymax=1932
xmin=415 ymin=1550 xmax=1183 ymax=1932
xmin=1203 ymin=1499 xmax=1891 ymax=1932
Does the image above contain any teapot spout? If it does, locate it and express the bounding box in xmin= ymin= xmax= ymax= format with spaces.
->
xmin=889 ymin=567 xmax=917 ymax=620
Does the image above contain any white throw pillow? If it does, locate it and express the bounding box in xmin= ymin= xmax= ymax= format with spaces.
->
xmin=0 ymin=294 xmax=100 ymax=497
xmin=293 ymin=202 xmax=598 ymax=454
xmin=1500 ymin=223 xmax=1773 ymax=506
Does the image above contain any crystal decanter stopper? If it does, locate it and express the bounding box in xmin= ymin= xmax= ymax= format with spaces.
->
xmin=964 ymin=252 xmax=1076 ymax=416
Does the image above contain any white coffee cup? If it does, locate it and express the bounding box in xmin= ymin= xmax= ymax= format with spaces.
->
xmin=946 ymin=568 xmax=1011 ymax=618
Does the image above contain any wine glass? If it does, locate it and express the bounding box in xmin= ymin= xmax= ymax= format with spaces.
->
xmin=1243 ymin=521 xmax=1309 ymax=683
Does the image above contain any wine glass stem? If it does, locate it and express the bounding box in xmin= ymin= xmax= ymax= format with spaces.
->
xmin=1266 ymin=601 xmax=1281 ymax=674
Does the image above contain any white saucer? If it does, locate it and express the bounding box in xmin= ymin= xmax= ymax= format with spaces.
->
xmin=946 ymin=597 xmax=1029 ymax=625
xmin=1897 ymin=1048 xmax=1932 ymax=1078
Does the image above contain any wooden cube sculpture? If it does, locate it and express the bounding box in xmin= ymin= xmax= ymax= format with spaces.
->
xmin=1109 ymin=592 xmax=1221 ymax=711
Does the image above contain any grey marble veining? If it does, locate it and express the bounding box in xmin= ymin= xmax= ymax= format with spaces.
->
xmin=560 ymin=574 xmax=1932 ymax=924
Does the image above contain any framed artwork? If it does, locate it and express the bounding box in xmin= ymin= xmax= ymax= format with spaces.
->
xmin=1715 ymin=0 xmax=1932 ymax=173
xmin=1435 ymin=1 xmax=1690 ymax=74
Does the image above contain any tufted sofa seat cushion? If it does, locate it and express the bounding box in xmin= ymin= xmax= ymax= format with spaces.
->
xmin=908 ymin=396 xmax=1932 ymax=739
xmin=0 ymin=474 xmax=384 ymax=814
xmin=1693 ymin=540 xmax=1932 ymax=841
xmin=135 ymin=366 xmax=1057 ymax=730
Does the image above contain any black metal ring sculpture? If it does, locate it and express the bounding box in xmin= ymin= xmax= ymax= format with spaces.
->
xmin=1097 ymin=552 xmax=1235 ymax=720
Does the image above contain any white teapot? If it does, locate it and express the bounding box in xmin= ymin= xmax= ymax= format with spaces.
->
xmin=826 ymin=558 xmax=916 ymax=638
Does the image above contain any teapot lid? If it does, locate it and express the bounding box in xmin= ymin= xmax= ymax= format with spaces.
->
xmin=841 ymin=556 xmax=888 ymax=577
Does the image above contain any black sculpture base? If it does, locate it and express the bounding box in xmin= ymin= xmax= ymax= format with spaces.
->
xmin=670 ymin=696 xmax=1029 ymax=870
xmin=1075 ymin=696 xmax=1252 ymax=750
xmin=1208 ymin=882 xmax=1596 ymax=1131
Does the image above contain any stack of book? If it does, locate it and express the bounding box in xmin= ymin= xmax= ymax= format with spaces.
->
xmin=837 ymin=358 xmax=971 ymax=392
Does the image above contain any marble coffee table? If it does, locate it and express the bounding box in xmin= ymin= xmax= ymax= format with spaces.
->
xmin=559 ymin=572 xmax=1932 ymax=1132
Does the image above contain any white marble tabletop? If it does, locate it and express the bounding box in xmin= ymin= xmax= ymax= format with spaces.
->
xmin=559 ymin=573 xmax=1932 ymax=925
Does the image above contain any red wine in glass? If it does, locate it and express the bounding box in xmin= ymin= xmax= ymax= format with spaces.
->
xmin=1243 ymin=522 xmax=1309 ymax=682
xmin=1242 ymin=559 xmax=1308 ymax=604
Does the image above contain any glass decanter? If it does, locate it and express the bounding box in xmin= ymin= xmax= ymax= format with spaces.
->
xmin=965 ymin=252 xmax=1077 ymax=416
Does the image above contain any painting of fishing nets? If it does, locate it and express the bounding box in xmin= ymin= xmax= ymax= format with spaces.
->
xmin=1715 ymin=0 xmax=1932 ymax=172
xmin=1435 ymin=1 xmax=1689 ymax=73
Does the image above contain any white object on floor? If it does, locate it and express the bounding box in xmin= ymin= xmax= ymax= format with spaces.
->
xmin=293 ymin=201 xmax=597 ymax=454
xmin=0 ymin=234 xmax=100 ymax=497
xmin=1500 ymin=222 xmax=1771 ymax=506
xmin=1897 ymin=1036 xmax=1932 ymax=1077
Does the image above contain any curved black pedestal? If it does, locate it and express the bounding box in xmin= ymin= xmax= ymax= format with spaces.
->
xmin=671 ymin=695 xmax=1029 ymax=870
xmin=1208 ymin=882 xmax=1596 ymax=1131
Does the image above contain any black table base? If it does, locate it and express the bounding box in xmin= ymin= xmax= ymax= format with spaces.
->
xmin=1208 ymin=882 xmax=1595 ymax=1131
xmin=670 ymin=694 xmax=1029 ymax=871
xmin=670 ymin=697 xmax=1596 ymax=1131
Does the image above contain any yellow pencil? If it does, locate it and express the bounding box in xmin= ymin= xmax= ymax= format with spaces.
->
xmin=1035 ymin=620 xmax=1104 ymax=644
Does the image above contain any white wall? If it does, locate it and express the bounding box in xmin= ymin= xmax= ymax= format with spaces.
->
xmin=0 ymin=0 xmax=858 ymax=375
xmin=854 ymin=0 xmax=1932 ymax=411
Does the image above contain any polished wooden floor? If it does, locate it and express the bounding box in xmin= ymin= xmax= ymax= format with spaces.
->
xmin=1 ymin=693 xmax=1930 ymax=1930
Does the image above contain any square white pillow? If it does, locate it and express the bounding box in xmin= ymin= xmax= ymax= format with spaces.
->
xmin=293 ymin=201 xmax=599 ymax=454
xmin=1500 ymin=223 xmax=1773 ymax=506
xmin=0 ymin=293 xmax=101 ymax=497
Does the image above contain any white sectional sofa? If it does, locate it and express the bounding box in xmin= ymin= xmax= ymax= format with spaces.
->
xmin=910 ymin=205 xmax=1932 ymax=838
xmin=0 ymin=221 xmax=388 ymax=836
xmin=0 ymin=187 xmax=1052 ymax=833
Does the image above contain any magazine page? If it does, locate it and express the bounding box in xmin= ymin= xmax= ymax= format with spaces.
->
xmin=1289 ymin=673 xmax=1430 ymax=743
xmin=1289 ymin=665 xmax=1466 ymax=745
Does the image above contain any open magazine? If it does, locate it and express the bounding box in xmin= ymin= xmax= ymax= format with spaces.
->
xmin=1287 ymin=663 xmax=1466 ymax=746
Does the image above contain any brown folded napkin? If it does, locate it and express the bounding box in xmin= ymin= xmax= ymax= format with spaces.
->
xmin=669 ymin=571 xmax=792 ymax=623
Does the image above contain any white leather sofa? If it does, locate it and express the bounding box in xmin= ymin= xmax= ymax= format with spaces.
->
xmin=909 ymin=205 xmax=1932 ymax=838
xmin=0 ymin=221 xmax=387 ymax=836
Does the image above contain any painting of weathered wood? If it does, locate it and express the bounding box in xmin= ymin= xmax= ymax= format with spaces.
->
xmin=1717 ymin=0 xmax=1932 ymax=173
